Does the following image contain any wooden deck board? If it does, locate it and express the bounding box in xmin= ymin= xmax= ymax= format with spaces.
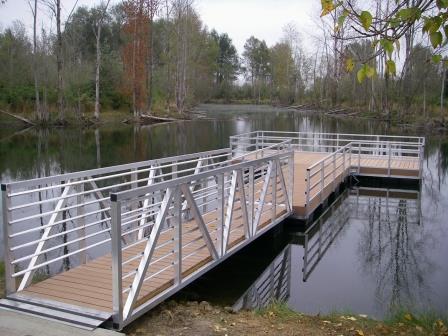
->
xmin=19 ymin=150 xmax=419 ymax=315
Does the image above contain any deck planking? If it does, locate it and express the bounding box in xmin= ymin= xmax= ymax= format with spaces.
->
xmin=18 ymin=150 xmax=419 ymax=315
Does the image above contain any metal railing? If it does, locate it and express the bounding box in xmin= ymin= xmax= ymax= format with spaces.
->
xmin=305 ymin=144 xmax=352 ymax=214
xmin=233 ymin=245 xmax=291 ymax=311
xmin=0 ymin=130 xmax=425 ymax=329
xmin=230 ymin=130 xmax=425 ymax=154
xmin=300 ymin=191 xmax=351 ymax=281
xmin=109 ymin=147 xmax=294 ymax=328
xmin=3 ymin=145 xmax=294 ymax=295
xmin=231 ymin=131 xmax=424 ymax=217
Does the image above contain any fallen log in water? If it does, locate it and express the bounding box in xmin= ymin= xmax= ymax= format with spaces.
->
xmin=122 ymin=114 xmax=184 ymax=124
xmin=0 ymin=109 xmax=36 ymax=126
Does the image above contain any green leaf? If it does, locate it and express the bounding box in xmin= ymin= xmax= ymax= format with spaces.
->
xmin=380 ymin=39 xmax=394 ymax=58
xmin=360 ymin=11 xmax=373 ymax=31
xmin=386 ymin=60 xmax=396 ymax=76
xmin=430 ymin=31 xmax=443 ymax=48
xmin=357 ymin=67 xmax=366 ymax=83
xmin=432 ymin=54 xmax=442 ymax=63
xmin=338 ymin=11 xmax=348 ymax=26
xmin=423 ymin=17 xmax=442 ymax=34
xmin=397 ymin=7 xmax=421 ymax=21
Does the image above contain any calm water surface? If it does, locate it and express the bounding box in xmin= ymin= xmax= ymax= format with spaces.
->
xmin=0 ymin=104 xmax=447 ymax=319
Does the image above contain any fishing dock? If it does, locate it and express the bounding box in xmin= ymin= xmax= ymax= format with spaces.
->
xmin=0 ymin=131 xmax=424 ymax=330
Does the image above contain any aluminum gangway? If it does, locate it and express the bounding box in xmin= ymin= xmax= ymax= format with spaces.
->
xmin=0 ymin=131 xmax=424 ymax=330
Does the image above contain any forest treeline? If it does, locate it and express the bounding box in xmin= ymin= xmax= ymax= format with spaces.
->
xmin=0 ymin=0 xmax=446 ymax=124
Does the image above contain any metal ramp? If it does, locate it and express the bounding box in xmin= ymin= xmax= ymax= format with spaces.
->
xmin=0 ymin=294 xmax=112 ymax=330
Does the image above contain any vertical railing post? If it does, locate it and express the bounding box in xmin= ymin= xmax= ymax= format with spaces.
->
xmin=349 ymin=143 xmax=352 ymax=173
xmin=419 ymin=143 xmax=424 ymax=178
xmin=388 ymin=142 xmax=392 ymax=177
xmin=320 ymin=161 xmax=324 ymax=203
xmin=248 ymin=166 xmax=254 ymax=236
xmin=288 ymin=152 xmax=294 ymax=212
xmin=332 ymin=153 xmax=336 ymax=189
xmin=216 ymin=174 xmax=225 ymax=257
xmin=305 ymin=169 xmax=311 ymax=217
xmin=111 ymin=197 xmax=123 ymax=328
xmin=173 ymin=186 xmax=182 ymax=285
xmin=302 ymin=234 xmax=309 ymax=277
xmin=272 ymin=159 xmax=277 ymax=223
xmin=172 ymin=161 xmax=178 ymax=178
xmin=358 ymin=142 xmax=361 ymax=174
xmin=2 ymin=184 xmax=15 ymax=295
xmin=76 ymin=179 xmax=87 ymax=264
xmin=376 ymin=135 xmax=380 ymax=155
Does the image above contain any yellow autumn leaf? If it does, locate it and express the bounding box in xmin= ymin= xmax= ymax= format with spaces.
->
xmin=345 ymin=58 xmax=355 ymax=72
xmin=404 ymin=313 xmax=413 ymax=321
xmin=355 ymin=330 xmax=365 ymax=336
xmin=321 ymin=0 xmax=335 ymax=16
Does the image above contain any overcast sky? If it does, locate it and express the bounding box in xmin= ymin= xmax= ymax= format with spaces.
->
xmin=0 ymin=0 xmax=320 ymax=54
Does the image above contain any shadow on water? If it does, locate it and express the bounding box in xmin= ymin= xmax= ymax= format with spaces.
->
xmin=0 ymin=105 xmax=447 ymax=318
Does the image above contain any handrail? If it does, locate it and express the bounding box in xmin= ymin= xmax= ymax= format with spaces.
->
xmin=109 ymin=147 xmax=295 ymax=327
xmin=230 ymin=130 xmax=425 ymax=143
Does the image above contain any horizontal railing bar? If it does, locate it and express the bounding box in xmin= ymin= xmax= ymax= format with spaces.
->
xmin=5 ymin=148 xmax=232 ymax=191
xmin=232 ymin=130 xmax=424 ymax=141
xmin=10 ymin=216 xmax=111 ymax=251
xmin=11 ymin=238 xmax=111 ymax=277
xmin=12 ymin=226 xmax=113 ymax=264
xmin=112 ymin=152 xmax=293 ymax=201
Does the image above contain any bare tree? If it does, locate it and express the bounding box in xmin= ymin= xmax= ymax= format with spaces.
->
xmin=173 ymin=0 xmax=192 ymax=114
xmin=41 ymin=0 xmax=79 ymax=123
xmin=28 ymin=0 xmax=41 ymax=122
xmin=147 ymin=0 xmax=160 ymax=114
xmin=93 ymin=0 xmax=111 ymax=120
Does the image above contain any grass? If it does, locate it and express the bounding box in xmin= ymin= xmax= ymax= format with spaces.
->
xmin=385 ymin=309 xmax=448 ymax=334
xmin=256 ymin=300 xmax=299 ymax=319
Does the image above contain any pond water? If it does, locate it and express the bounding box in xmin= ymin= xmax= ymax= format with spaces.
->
xmin=0 ymin=104 xmax=447 ymax=319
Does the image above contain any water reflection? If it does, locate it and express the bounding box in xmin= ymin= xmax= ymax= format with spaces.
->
xmin=232 ymin=245 xmax=291 ymax=311
xmin=231 ymin=186 xmax=437 ymax=318
xmin=1 ymin=105 xmax=448 ymax=317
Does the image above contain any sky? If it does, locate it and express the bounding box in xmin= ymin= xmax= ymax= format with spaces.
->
xmin=0 ymin=0 xmax=320 ymax=54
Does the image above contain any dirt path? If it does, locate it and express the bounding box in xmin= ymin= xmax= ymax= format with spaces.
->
xmin=125 ymin=301 xmax=448 ymax=336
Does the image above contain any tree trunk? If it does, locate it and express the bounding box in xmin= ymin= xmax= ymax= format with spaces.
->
xmin=56 ymin=0 xmax=64 ymax=121
xmin=147 ymin=16 xmax=154 ymax=113
xmin=94 ymin=24 xmax=102 ymax=120
xmin=31 ymin=0 xmax=40 ymax=122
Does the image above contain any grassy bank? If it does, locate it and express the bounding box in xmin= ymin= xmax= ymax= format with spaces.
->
xmin=125 ymin=301 xmax=448 ymax=336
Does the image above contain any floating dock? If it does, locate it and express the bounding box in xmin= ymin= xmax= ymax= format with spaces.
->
xmin=0 ymin=131 xmax=424 ymax=330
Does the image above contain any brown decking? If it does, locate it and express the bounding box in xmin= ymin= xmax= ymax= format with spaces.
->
xmin=21 ymin=184 xmax=288 ymax=315
xmin=291 ymin=152 xmax=419 ymax=217
xmin=17 ymin=150 xmax=419 ymax=316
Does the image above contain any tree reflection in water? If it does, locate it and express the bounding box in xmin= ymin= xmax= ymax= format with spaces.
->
xmin=356 ymin=189 xmax=434 ymax=313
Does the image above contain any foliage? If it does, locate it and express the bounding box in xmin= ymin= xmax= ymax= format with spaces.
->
xmin=321 ymin=0 xmax=448 ymax=79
